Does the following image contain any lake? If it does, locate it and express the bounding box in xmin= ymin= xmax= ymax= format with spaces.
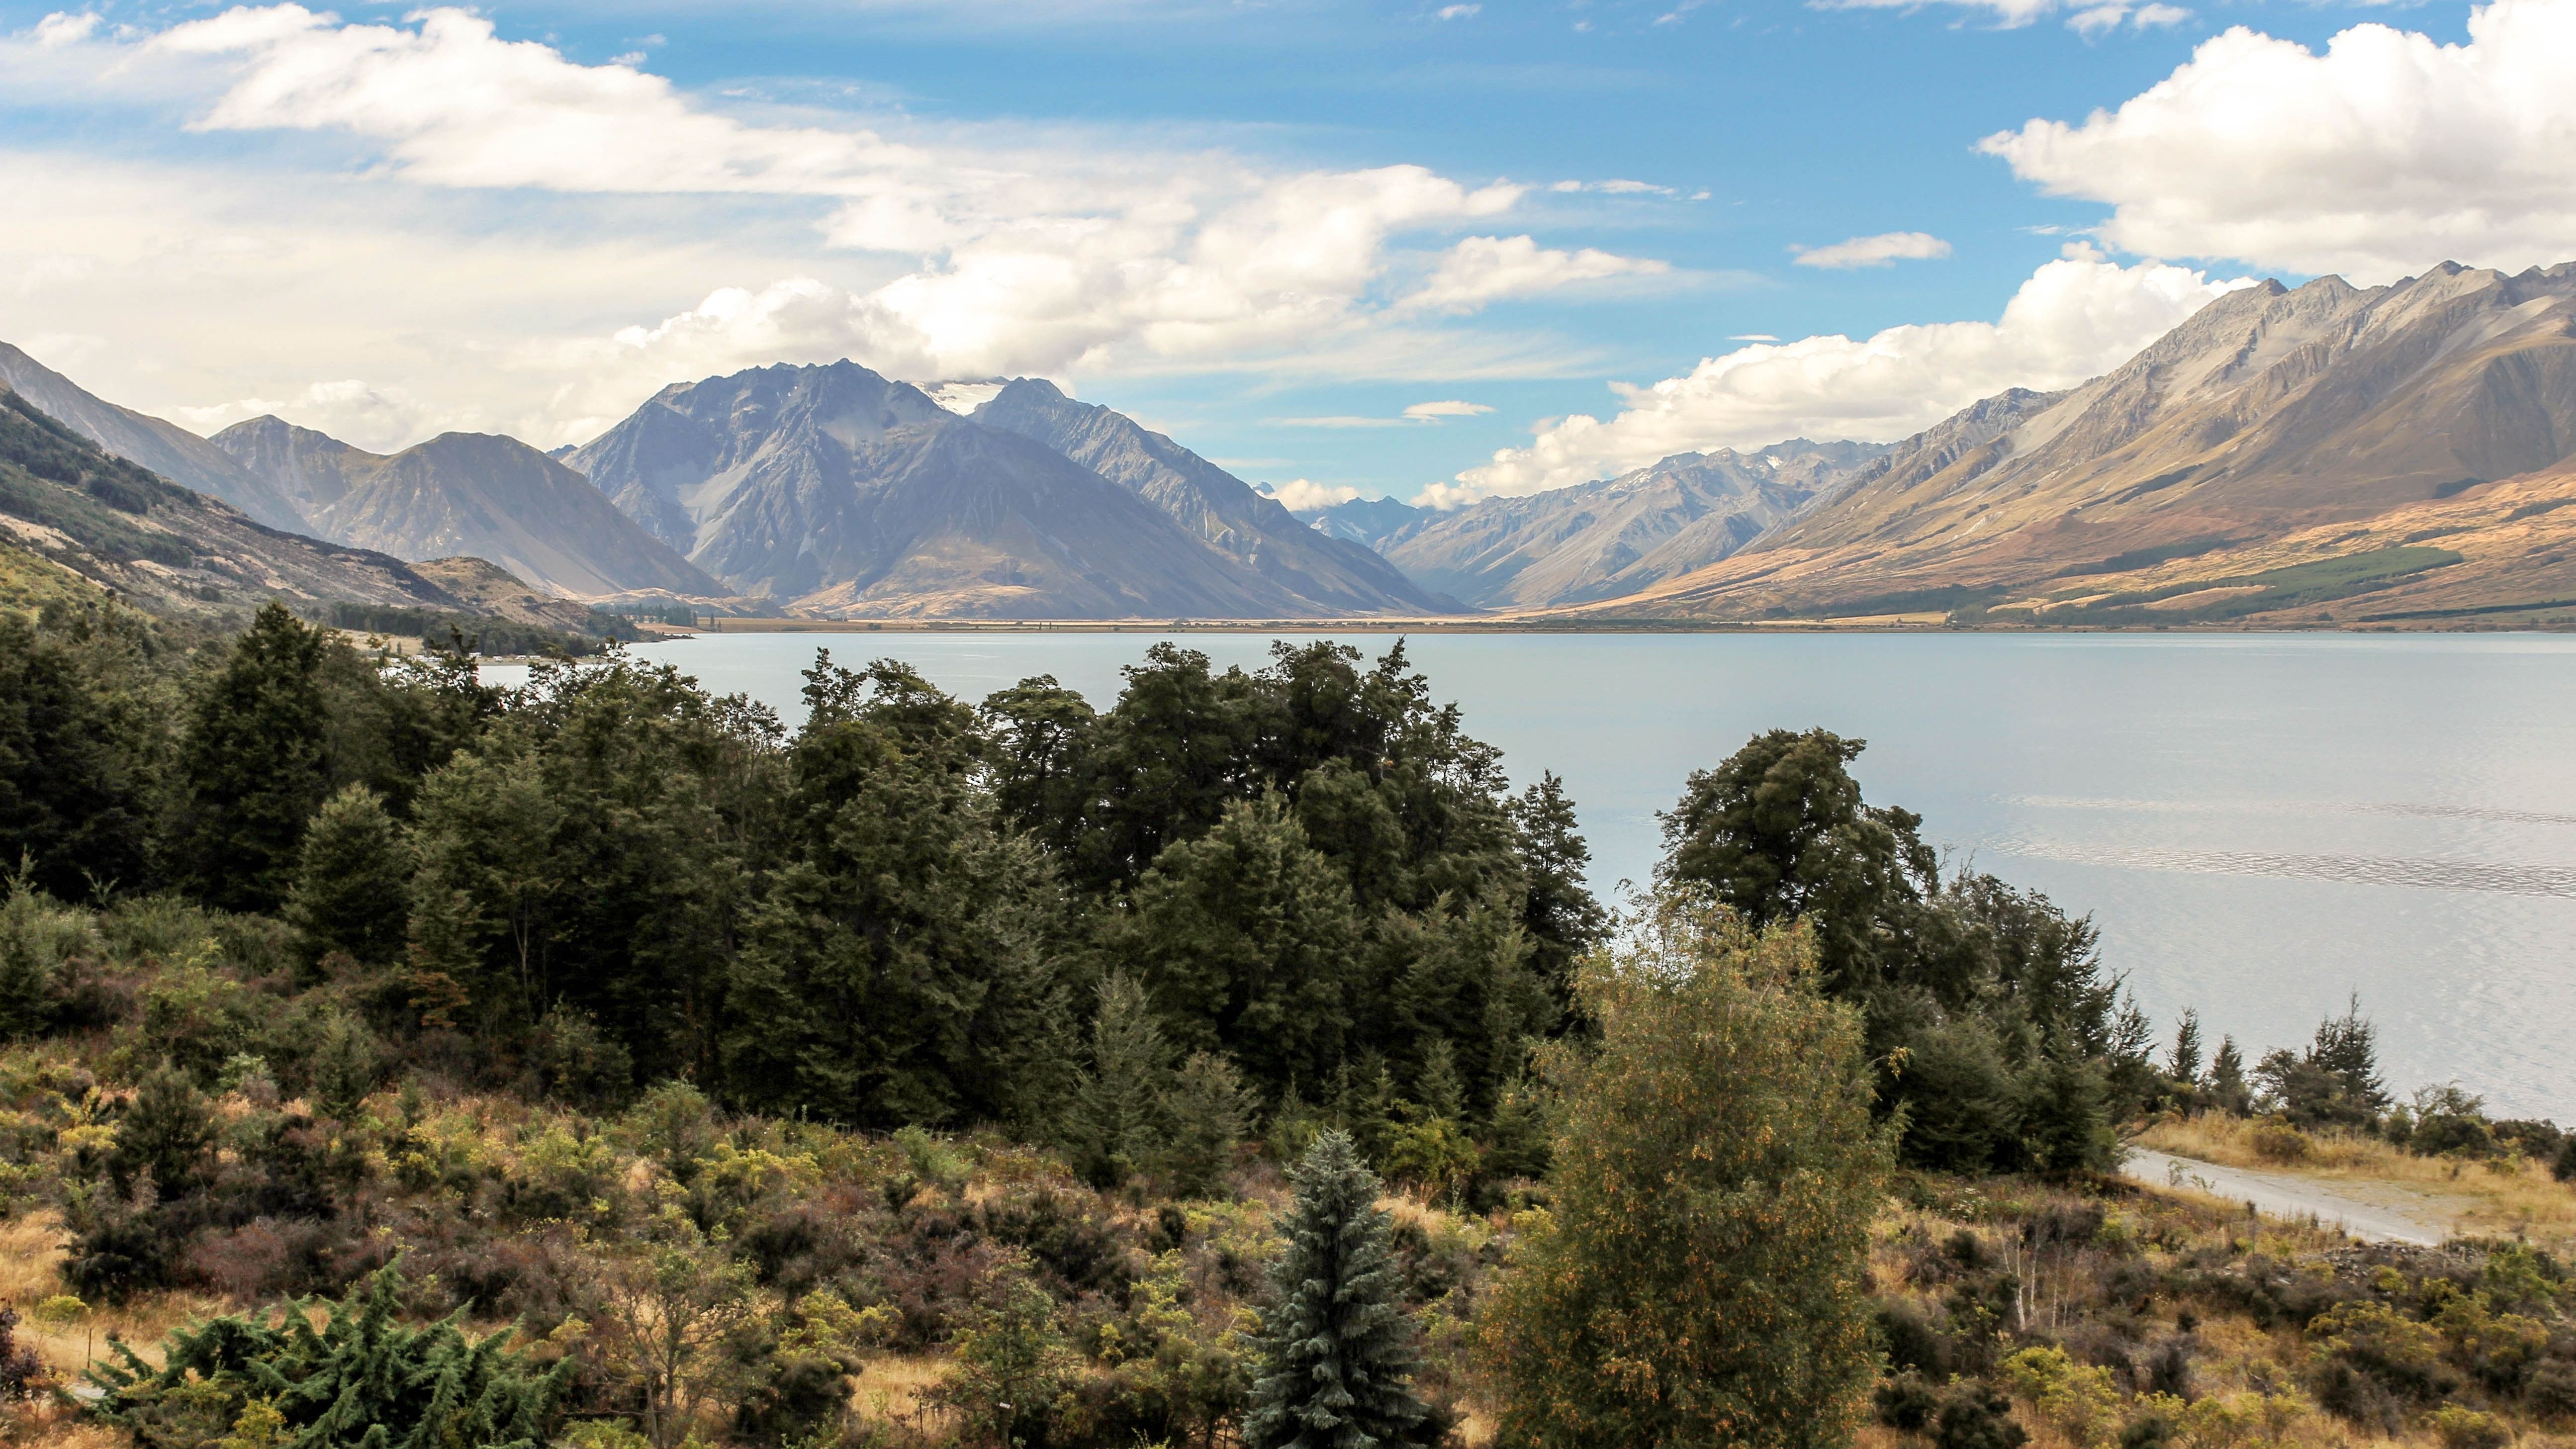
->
xmin=517 ymin=629 xmax=2576 ymax=1122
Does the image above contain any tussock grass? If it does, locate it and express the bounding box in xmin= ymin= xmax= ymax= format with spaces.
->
xmin=2133 ymin=1113 xmax=2576 ymax=1249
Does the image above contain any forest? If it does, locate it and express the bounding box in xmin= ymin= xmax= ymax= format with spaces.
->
xmin=2 ymin=595 xmax=2575 ymax=1449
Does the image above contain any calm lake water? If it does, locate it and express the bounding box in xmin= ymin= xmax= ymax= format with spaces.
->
xmin=508 ymin=630 xmax=2576 ymax=1122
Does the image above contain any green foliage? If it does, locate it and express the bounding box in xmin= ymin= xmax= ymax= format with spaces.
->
xmin=1660 ymin=728 xmax=2127 ymax=1175
xmin=2254 ymin=996 xmax=2389 ymax=1130
xmin=0 ymin=606 xmax=167 ymax=898
xmin=1159 ymin=1050 xmax=1253 ymax=1199
xmin=1066 ymin=973 xmax=1176 ymax=1188
xmin=111 ymin=1065 xmax=215 ymax=1198
xmin=1128 ymin=794 xmax=1362 ymax=1097
xmin=940 ymin=1253 xmax=1080 ymax=1449
xmin=722 ymin=655 xmax=1065 ymax=1130
xmin=1479 ymin=902 xmax=1888 ymax=1449
xmin=178 ymin=603 xmax=336 ymax=913
xmin=0 ymin=873 xmax=94 ymax=1039
xmin=283 ymin=785 xmax=413 ymax=968
xmin=1245 ymin=1130 xmax=1427 ymax=1449
xmin=89 ymin=1264 xmax=565 ymax=1449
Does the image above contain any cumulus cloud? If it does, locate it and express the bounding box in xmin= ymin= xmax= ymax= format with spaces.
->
xmin=1984 ymin=0 xmax=2576 ymax=281
xmin=1264 ymin=478 xmax=1363 ymax=510
xmin=1419 ymin=246 xmax=2253 ymax=506
xmin=0 ymin=4 xmax=1673 ymax=442
xmin=1398 ymin=235 xmax=1670 ymax=315
xmin=1790 ymin=231 xmax=1953 ymax=269
xmin=171 ymin=378 xmax=441 ymax=454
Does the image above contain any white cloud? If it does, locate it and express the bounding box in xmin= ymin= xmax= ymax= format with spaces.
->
xmin=1399 ymin=235 xmax=1671 ymax=314
xmin=1818 ymin=0 xmax=2188 ymax=33
xmin=1402 ymin=399 xmax=1493 ymax=420
xmin=0 ymin=5 xmax=1670 ymax=445
xmin=1790 ymin=231 xmax=1953 ymax=269
xmin=1435 ymin=3 xmax=1482 ymax=17
xmin=1265 ymin=478 xmax=1363 ymax=510
xmin=1983 ymin=0 xmax=2576 ymax=281
xmin=30 ymin=11 xmax=100 ymax=47
xmin=171 ymin=379 xmax=440 ymax=454
xmin=1728 ymin=333 xmax=1781 ymax=342
xmin=1420 ymin=246 xmax=2253 ymax=506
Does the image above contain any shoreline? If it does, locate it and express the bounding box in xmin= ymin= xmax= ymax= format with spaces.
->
xmin=631 ymin=616 xmax=2576 ymax=636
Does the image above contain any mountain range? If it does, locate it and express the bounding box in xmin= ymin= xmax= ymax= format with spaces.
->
xmin=1366 ymin=440 xmax=1884 ymax=610
xmin=209 ymin=416 xmax=723 ymax=599
xmin=1560 ymin=262 xmax=2576 ymax=625
xmin=13 ymin=258 xmax=2576 ymax=630
xmin=566 ymin=362 xmax=1446 ymax=619
xmin=0 ymin=386 xmax=474 ymax=622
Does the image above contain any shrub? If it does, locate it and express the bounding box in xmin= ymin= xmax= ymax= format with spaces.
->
xmin=1479 ymin=906 xmax=1888 ymax=1449
xmin=2248 ymin=1117 xmax=2312 ymax=1164
xmin=0 ymin=1306 xmax=45 ymax=1400
xmin=2307 ymin=1298 xmax=2450 ymax=1400
xmin=1873 ymin=1374 xmax=1939 ymax=1432
xmin=2003 ymin=1345 xmax=2122 ymax=1448
xmin=90 ymin=1263 xmax=566 ymax=1448
xmin=2429 ymin=1405 xmax=2512 ymax=1449
xmin=1933 ymin=1382 xmax=2028 ymax=1449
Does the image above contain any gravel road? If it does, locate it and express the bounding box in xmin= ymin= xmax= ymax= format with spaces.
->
xmin=2119 ymin=1147 xmax=2472 ymax=1246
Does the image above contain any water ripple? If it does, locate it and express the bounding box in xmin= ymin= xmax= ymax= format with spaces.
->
xmin=2000 ymin=795 xmax=2576 ymax=828
xmin=1987 ymin=837 xmax=2576 ymax=898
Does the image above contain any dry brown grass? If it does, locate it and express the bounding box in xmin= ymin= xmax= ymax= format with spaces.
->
xmin=852 ymin=1350 xmax=950 ymax=1423
xmin=0 ymin=1210 xmax=230 ymax=1387
xmin=2132 ymin=1113 xmax=2576 ymax=1249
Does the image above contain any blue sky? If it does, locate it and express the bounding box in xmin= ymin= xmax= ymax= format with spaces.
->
xmin=0 ymin=0 xmax=2551 ymax=503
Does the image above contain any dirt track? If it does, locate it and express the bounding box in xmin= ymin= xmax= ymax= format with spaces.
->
xmin=2120 ymin=1147 xmax=2476 ymax=1246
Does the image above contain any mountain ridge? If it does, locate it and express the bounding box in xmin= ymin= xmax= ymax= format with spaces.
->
xmin=1553 ymin=263 xmax=2576 ymax=623
xmin=0 ymin=343 xmax=312 ymax=532
xmin=972 ymin=378 xmax=1451 ymax=615
xmin=568 ymin=361 xmax=1439 ymax=619
xmin=212 ymin=416 xmax=725 ymax=599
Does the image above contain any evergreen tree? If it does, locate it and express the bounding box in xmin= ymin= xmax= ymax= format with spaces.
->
xmin=1128 ymin=795 xmax=1362 ymax=1095
xmin=284 ymin=784 xmax=414 ymax=967
xmin=1160 ymin=1049 xmax=1255 ymax=1199
xmin=2170 ymin=1007 xmax=2204 ymax=1084
xmin=724 ymin=658 xmax=1061 ymax=1128
xmin=0 ymin=610 xmax=163 ymax=900
xmin=1657 ymin=728 xmax=1935 ymax=997
xmin=1480 ymin=901 xmax=1888 ymax=1449
xmin=1509 ymin=772 xmax=1607 ymax=1025
xmin=108 ymin=1066 xmax=212 ymax=1199
xmin=178 ymin=602 xmax=334 ymax=912
xmin=1245 ymin=1129 xmax=1428 ymax=1449
xmin=1066 ymin=973 xmax=1176 ymax=1188
xmin=2208 ymin=1035 xmax=2251 ymax=1115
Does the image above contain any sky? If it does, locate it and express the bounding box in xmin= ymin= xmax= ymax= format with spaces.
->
xmin=1 ymin=0 xmax=2568 ymax=507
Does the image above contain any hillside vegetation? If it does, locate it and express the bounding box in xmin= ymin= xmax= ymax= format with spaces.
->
xmin=0 ymin=603 xmax=2572 ymax=1449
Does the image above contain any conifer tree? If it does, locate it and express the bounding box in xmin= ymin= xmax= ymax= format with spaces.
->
xmin=1160 ymin=1049 xmax=1254 ymax=1198
xmin=2169 ymin=1007 xmax=2204 ymax=1085
xmin=108 ymin=1067 xmax=212 ymax=1199
xmin=285 ymin=784 xmax=414 ymax=967
xmin=178 ymin=602 xmax=333 ymax=912
xmin=1066 ymin=973 xmax=1176 ymax=1187
xmin=2208 ymin=1035 xmax=2251 ymax=1115
xmin=1245 ymin=1129 xmax=1427 ymax=1449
